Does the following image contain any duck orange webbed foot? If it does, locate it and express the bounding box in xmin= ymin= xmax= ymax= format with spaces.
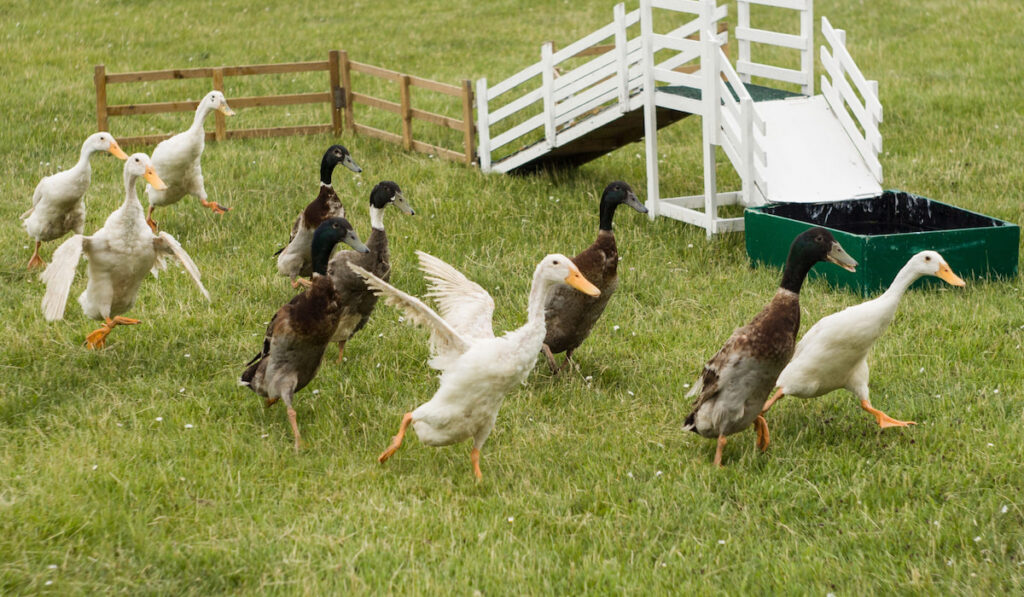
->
xmin=200 ymin=199 xmax=231 ymax=215
xmin=860 ymin=399 xmax=916 ymax=429
xmin=291 ymin=277 xmax=313 ymax=290
xmin=378 ymin=412 xmax=413 ymax=464
xmin=27 ymin=252 xmax=46 ymax=270
xmin=754 ymin=415 xmax=770 ymax=452
xmin=84 ymin=316 xmax=140 ymax=350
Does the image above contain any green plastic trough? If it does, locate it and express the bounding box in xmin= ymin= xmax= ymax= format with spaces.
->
xmin=745 ymin=190 xmax=1020 ymax=295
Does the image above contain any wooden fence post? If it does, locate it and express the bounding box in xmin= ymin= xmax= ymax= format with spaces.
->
xmin=340 ymin=50 xmax=355 ymax=132
xmin=475 ymin=78 xmax=491 ymax=172
xmin=328 ymin=50 xmax=343 ymax=135
xmin=461 ymin=80 xmax=474 ymax=164
xmin=399 ymin=74 xmax=412 ymax=150
xmin=212 ymin=67 xmax=226 ymax=141
xmin=94 ymin=65 xmax=108 ymax=132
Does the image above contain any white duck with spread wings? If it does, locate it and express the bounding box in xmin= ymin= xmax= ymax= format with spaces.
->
xmin=350 ymin=251 xmax=599 ymax=480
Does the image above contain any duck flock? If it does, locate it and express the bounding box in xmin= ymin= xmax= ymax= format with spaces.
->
xmin=22 ymin=91 xmax=967 ymax=478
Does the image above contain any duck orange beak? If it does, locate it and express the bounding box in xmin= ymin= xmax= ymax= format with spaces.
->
xmin=108 ymin=141 xmax=128 ymax=160
xmin=218 ymin=102 xmax=235 ymax=117
xmin=144 ymin=165 xmax=167 ymax=190
xmin=937 ymin=262 xmax=966 ymax=287
xmin=565 ymin=267 xmax=600 ymax=297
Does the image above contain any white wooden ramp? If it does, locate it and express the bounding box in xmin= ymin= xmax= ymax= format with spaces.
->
xmin=758 ymin=95 xmax=881 ymax=204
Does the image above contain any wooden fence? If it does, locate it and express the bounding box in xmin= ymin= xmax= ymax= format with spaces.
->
xmin=94 ymin=50 xmax=476 ymax=164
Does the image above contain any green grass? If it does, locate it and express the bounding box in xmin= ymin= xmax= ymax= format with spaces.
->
xmin=2 ymin=0 xmax=1023 ymax=593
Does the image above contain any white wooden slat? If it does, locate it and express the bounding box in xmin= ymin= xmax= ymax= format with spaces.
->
xmin=555 ymin=82 xmax=618 ymax=125
xmin=720 ymin=136 xmax=741 ymax=170
xmin=489 ymin=88 xmax=543 ymax=125
xmin=542 ymin=42 xmax=556 ymax=147
xmin=650 ymin=0 xmax=703 ymax=14
xmin=488 ymin=63 xmax=543 ymax=100
xmin=820 ymin=52 xmax=881 ymax=152
xmin=654 ymin=92 xmax=702 ymax=115
xmin=821 ymin=77 xmax=883 ymax=182
xmin=656 ymin=48 xmax=701 ymax=73
xmin=736 ymin=60 xmax=810 ymax=86
xmin=552 ymin=45 xmax=643 ymax=103
xmin=550 ymin=21 xmax=619 ymax=65
xmin=735 ymin=26 xmax=807 ymax=50
xmin=741 ymin=0 xmax=810 ymax=10
xmin=652 ymin=33 xmax=701 ymax=54
xmin=822 ymin=17 xmax=882 ymax=115
xmin=653 ymin=67 xmax=701 ymax=88
xmin=657 ymin=202 xmax=711 ymax=229
xmin=489 ymin=113 xmax=545 ymax=151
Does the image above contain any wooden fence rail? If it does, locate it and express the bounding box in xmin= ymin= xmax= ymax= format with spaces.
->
xmin=95 ymin=50 xmax=476 ymax=164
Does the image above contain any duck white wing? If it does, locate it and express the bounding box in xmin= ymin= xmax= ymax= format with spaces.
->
xmin=40 ymin=234 xmax=85 ymax=321
xmin=416 ymin=250 xmax=495 ymax=341
xmin=153 ymin=231 xmax=211 ymax=301
xmin=349 ymin=263 xmax=471 ymax=367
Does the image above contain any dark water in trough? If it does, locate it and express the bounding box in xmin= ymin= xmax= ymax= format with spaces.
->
xmin=760 ymin=191 xmax=1007 ymax=235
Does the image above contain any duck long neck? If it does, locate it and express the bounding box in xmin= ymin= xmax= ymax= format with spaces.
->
xmin=310 ymin=239 xmax=336 ymax=275
xmin=598 ymin=198 xmax=619 ymax=232
xmin=320 ymin=158 xmax=336 ymax=187
xmin=779 ymin=255 xmax=817 ymax=294
xmin=121 ymin=170 xmax=144 ymax=216
xmin=190 ymin=102 xmax=215 ymax=133
xmin=369 ymin=206 xmax=386 ymax=232
xmin=74 ymin=142 xmax=96 ymax=173
xmin=872 ymin=262 xmax=923 ymax=317
xmin=526 ymin=271 xmax=558 ymax=326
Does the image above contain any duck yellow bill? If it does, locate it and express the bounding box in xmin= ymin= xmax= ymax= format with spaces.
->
xmin=108 ymin=141 xmax=128 ymax=160
xmin=565 ymin=269 xmax=600 ymax=297
xmin=144 ymin=165 xmax=167 ymax=191
xmin=219 ymin=104 xmax=236 ymax=116
xmin=937 ymin=263 xmax=966 ymax=287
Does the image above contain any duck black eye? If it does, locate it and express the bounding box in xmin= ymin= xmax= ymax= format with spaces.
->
xmin=553 ymin=260 xmax=559 ymax=265
xmin=925 ymin=255 xmax=931 ymax=261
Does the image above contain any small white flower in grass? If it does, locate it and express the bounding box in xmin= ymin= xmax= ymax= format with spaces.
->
xmin=994 ymin=389 xmax=999 ymax=394
xmin=1001 ymin=505 xmax=1009 ymax=514
xmin=627 ymin=390 xmax=634 ymax=396
xmin=91 ymin=464 xmax=98 ymax=471
xmin=584 ymin=376 xmax=593 ymax=383
xmin=974 ymin=536 xmax=981 ymax=542
xmin=178 ymin=388 xmax=185 ymax=394
xmin=987 ymin=443 xmax=995 ymax=447
xmin=507 ymin=516 xmax=514 ymax=523
xmin=827 ymin=593 xmax=836 ymax=597
xmin=261 ymin=434 xmax=269 ymax=439
xmin=378 ymin=333 xmax=384 ymax=338
xmin=687 ymin=244 xmax=693 ymax=249
xmin=627 ymin=472 xmax=634 ymax=479
xmin=683 ymin=383 xmax=690 ymax=389
xmin=947 ymin=559 xmax=953 ymax=567
xmin=184 ymin=424 xmax=193 ymax=429
xmin=717 ymin=540 xmax=725 ymax=545
xmin=48 ymin=564 xmax=57 ymax=569
xmin=45 ymin=581 xmax=53 ymax=586
xmin=655 ymin=470 xmax=663 ymax=477
xmin=613 ymin=325 xmax=620 ymax=331
xmin=398 ymin=316 xmax=405 ymax=323
xmin=155 ymin=417 xmax=163 ymax=422
xmin=312 ymin=389 xmax=320 ymax=395
xmin=919 ymin=367 xmax=925 ymax=373
xmin=933 ymin=520 xmax=940 ymax=527
xmin=179 ymin=477 xmax=185 ymax=482
xmin=184 ymin=353 xmax=190 ymax=358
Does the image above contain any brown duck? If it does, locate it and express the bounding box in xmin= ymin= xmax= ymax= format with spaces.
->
xmin=542 ymin=181 xmax=646 ymax=373
xmin=241 ymin=217 xmax=368 ymax=451
xmin=324 ymin=181 xmax=414 ymax=363
xmin=683 ymin=227 xmax=857 ymax=466
xmin=275 ymin=145 xmax=362 ymax=287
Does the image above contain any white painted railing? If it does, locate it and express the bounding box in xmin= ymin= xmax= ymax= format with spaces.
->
xmin=714 ymin=43 xmax=769 ymax=205
xmin=736 ymin=0 xmax=814 ymax=96
xmin=820 ymin=16 xmax=882 ymax=183
xmin=476 ymin=3 xmax=643 ymax=172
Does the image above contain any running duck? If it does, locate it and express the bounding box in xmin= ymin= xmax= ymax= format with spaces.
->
xmin=351 ymin=251 xmax=600 ymax=480
xmin=276 ymin=145 xmax=363 ymax=287
xmin=543 ymin=181 xmax=646 ymax=373
xmin=41 ymin=153 xmax=210 ymax=349
xmin=683 ymin=227 xmax=857 ymax=466
xmin=22 ymin=132 xmax=128 ymax=269
xmin=764 ymin=250 xmax=965 ymax=429
xmin=323 ymin=181 xmax=413 ymax=362
xmin=145 ymin=90 xmax=235 ymax=230
xmin=240 ymin=217 xmax=369 ymax=451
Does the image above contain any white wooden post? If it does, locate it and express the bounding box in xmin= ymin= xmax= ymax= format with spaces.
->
xmin=701 ymin=10 xmax=720 ymax=237
xmin=741 ymin=97 xmax=754 ymax=205
xmin=541 ymin=42 xmax=556 ymax=148
xmin=614 ymin=2 xmax=629 ymax=113
xmin=737 ymin=0 xmax=751 ymax=84
xmin=800 ymin=0 xmax=814 ymax=95
xmin=475 ymin=78 xmax=491 ymax=172
xmin=640 ymin=0 xmax=659 ymax=219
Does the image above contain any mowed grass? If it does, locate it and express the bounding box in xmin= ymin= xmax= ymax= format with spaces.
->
xmin=1 ymin=0 xmax=1022 ymax=593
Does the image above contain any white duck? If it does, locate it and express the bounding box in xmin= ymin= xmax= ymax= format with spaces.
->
xmin=21 ymin=132 xmax=128 ymax=269
xmin=350 ymin=251 xmax=600 ymax=480
xmin=763 ymin=250 xmax=965 ymax=429
xmin=41 ymin=153 xmax=210 ymax=349
xmin=145 ymin=90 xmax=235 ymax=230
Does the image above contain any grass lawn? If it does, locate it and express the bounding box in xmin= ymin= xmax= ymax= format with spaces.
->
xmin=1 ymin=0 xmax=1022 ymax=593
